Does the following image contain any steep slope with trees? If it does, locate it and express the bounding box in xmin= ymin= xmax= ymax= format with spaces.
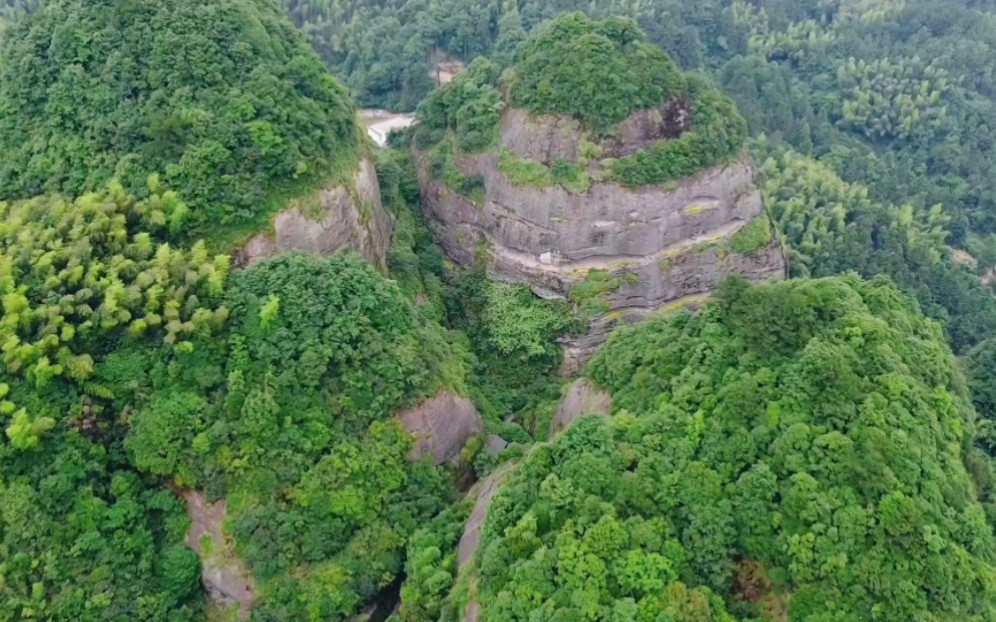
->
xmin=427 ymin=277 xmax=996 ymax=621
xmin=4 ymin=3 xmax=996 ymax=622
xmin=0 ymin=2 xmax=472 ymax=620
xmin=0 ymin=185 xmax=475 ymax=621
xmin=0 ymin=0 xmax=371 ymax=250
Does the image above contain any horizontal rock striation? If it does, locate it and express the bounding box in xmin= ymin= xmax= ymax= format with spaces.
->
xmin=416 ymin=107 xmax=786 ymax=369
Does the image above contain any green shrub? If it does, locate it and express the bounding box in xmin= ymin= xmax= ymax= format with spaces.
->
xmin=498 ymin=148 xmax=554 ymax=187
xmin=415 ymin=58 xmax=503 ymax=153
xmin=728 ymin=215 xmax=773 ymax=256
xmin=483 ymin=282 xmax=570 ymax=359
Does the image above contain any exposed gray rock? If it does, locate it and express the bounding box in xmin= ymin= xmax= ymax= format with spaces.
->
xmin=398 ymin=391 xmax=484 ymax=465
xmin=236 ymin=158 xmax=393 ymax=270
xmin=457 ymin=472 xmax=506 ymax=569
xmin=456 ymin=466 xmax=514 ymax=622
xmin=485 ymin=434 xmax=509 ymax=456
xmin=183 ymin=491 xmax=255 ymax=620
xmin=416 ymin=106 xmax=787 ymax=369
xmin=558 ymin=237 xmax=785 ymax=374
xmin=463 ymin=600 xmax=480 ymax=622
xmin=551 ymin=379 xmax=612 ymax=436
xmin=499 ymin=107 xmax=583 ymax=164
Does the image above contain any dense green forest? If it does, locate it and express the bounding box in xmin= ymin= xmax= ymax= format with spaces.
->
xmin=0 ymin=0 xmax=361 ymax=248
xmin=283 ymin=0 xmax=996 ymax=357
xmin=413 ymin=13 xmax=746 ymax=195
xmin=428 ymin=277 xmax=996 ymax=621
xmin=2 ymin=2 xmax=996 ymax=622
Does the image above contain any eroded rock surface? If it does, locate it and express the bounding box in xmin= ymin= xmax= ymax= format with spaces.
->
xmin=236 ymin=158 xmax=393 ymax=269
xmin=416 ymin=107 xmax=786 ymax=368
xmin=398 ymin=391 xmax=484 ymax=465
xmin=457 ymin=473 xmax=505 ymax=569
xmin=551 ymin=379 xmax=612 ymax=436
xmin=456 ymin=469 xmax=510 ymax=622
xmin=183 ymin=491 xmax=255 ymax=620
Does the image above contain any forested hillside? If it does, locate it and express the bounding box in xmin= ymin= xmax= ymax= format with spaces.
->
xmin=0 ymin=2 xmax=470 ymax=620
xmin=430 ymin=277 xmax=996 ymax=621
xmin=0 ymin=0 xmax=361 ymax=247
xmin=1 ymin=2 xmax=996 ymax=622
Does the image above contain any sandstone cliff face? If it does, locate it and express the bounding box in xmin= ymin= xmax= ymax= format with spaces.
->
xmin=236 ymin=158 xmax=393 ymax=269
xmin=397 ymin=390 xmax=484 ymax=466
xmin=416 ymin=108 xmax=786 ymax=369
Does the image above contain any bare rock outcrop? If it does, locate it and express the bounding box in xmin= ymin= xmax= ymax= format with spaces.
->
xmin=455 ymin=467 xmax=514 ymax=622
xmin=416 ymin=107 xmax=786 ymax=368
xmin=457 ymin=472 xmax=505 ymax=569
xmin=398 ymin=390 xmax=484 ymax=465
xmin=236 ymin=158 xmax=393 ymax=269
xmin=183 ymin=491 xmax=255 ymax=620
xmin=551 ymin=379 xmax=612 ymax=436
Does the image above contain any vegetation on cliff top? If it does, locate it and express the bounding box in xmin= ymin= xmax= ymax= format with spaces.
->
xmin=3 ymin=2 xmax=996 ymax=621
xmin=281 ymin=0 xmax=996 ymax=270
xmin=505 ymin=13 xmax=686 ymax=130
xmin=415 ymin=13 xmax=746 ymax=190
xmin=0 ymin=0 xmax=361 ymax=247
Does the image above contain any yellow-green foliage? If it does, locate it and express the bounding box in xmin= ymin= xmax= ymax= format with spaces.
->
xmin=0 ymin=182 xmax=229 ymax=429
xmin=749 ymin=19 xmax=836 ymax=64
xmin=757 ymin=144 xmax=996 ymax=352
xmin=498 ymin=149 xmax=591 ymax=194
xmin=760 ymin=148 xmax=946 ymax=274
xmin=499 ymin=148 xmax=554 ymax=187
xmin=570 ymin=269 xmax=622 ymax=318
xmin=833 ymin=0 xmax=908 ymax=24
xmin=728 ymin=215 xmax=773 ymax=256
xmin=483 ymin=281 xmax=570 ymax=359
xmin=837 ymin=56 xmax=950 ymax=140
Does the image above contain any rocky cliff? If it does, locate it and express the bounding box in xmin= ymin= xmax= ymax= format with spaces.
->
xmin=235 ymin=158 xmax=393 ymax=270
xmin=416 ymin=107 xmax=785 ymax=370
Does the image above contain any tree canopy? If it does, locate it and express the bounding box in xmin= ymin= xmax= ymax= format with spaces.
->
xmin=414 ymin=13 xmax=747 ymax=190
xmin=506 ymin=13 xmax=686 ymax=130
xmin=0 ymin=0 xmax=361 ymax=246
xmin=3 ymin=2 xmax=996 ymax=621
xmin=437 ymin=276 xmax=996 ymax=621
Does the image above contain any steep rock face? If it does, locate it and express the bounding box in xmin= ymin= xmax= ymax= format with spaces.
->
xmin=454 ymin=465 xmax=515 ymax=622
xmin=397 ymin=390 xmax=484 ymax=465
xmin=551 ymin=379 xmax=612 ymax=436
xmin=416 ymin=108 xmax=786 ymax=368
xmin=236 ymin=158 xmax=393 ymax=269
xmin=183 ymin=492 xmax=255 ymax=620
